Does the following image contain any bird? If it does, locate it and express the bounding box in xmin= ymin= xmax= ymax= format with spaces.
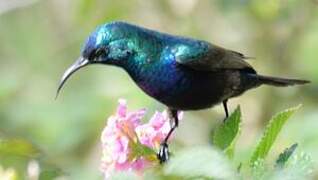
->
xmin=56 ymin=21 xmax=309 ymax=163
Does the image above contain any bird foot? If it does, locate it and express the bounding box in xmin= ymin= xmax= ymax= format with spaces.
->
xmin=157 ymin=142 xmax=170 ymax=164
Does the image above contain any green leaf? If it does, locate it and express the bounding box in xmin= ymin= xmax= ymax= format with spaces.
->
xmin=213 ymin=106 xmax=241 ymax=158
xmin=164 ymin=146 xmax=237 ymax=179
xmin=0 ymin=138 xmax=41 ymax=159
xmin=130 ymin=139 xmax=157 ymax=162
xmin=275 ymin=143 xmax=298 ymax=168
xmin=39 ymin=168 xmax=64 ymax=180
xmin=250 ymin=105 xmax=301 ymax=166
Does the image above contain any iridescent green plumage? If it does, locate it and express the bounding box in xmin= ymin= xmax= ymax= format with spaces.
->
xmin=57 ymin=21 xmax=309 ymax=163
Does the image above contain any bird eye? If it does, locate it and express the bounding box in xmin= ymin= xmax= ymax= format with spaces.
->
xmin=95 ymin=48 xmax=107 ymax=57
xmin=89 ymin=47 xmax=108 ymax=61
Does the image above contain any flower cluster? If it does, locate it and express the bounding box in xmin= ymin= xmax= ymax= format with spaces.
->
xmin=100 ymin=99 xmax=182 ymax=179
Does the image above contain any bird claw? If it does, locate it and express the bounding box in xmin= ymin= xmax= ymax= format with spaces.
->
xmin=157 ymin=142 xmax=170 ymax=164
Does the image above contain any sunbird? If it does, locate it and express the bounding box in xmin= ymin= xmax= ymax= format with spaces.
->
xmin=57 ymin=21 xmax=309 ymax=163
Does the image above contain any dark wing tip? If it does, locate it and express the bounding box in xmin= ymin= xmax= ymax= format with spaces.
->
xmin=230 ymin=50 xmax=255 ymax=60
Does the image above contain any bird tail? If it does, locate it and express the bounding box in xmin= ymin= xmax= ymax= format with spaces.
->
xmin=257 ymin=75 xmax=310 ymax=87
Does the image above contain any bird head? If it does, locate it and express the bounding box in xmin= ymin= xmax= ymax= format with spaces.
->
xmin=56 ymin=22 xmax=134 ymax=98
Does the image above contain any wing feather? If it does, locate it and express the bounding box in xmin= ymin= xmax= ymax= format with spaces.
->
xmin=174 ymin=42 xmax=255 ymax=73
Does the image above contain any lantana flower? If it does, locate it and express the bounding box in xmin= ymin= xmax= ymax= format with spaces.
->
xmin=100 ymin=99 xmax=182 ymax=179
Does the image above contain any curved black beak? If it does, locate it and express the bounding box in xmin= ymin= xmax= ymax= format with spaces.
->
xmin=56 ymin=57 xmax=89 ymax=99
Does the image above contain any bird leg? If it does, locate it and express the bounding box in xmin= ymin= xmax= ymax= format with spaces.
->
xmin=223 ymin=99 xmax=229 ymax=122
xmin=157 ymin=109 xmax=178 ymax=164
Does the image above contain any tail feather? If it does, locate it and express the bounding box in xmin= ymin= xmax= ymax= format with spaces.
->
xmin=257 ymin=75 xmax=310 ymax=87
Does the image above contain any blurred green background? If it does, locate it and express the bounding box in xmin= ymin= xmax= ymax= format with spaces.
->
xmin=0 ymin=0 xmax=317 ymax=179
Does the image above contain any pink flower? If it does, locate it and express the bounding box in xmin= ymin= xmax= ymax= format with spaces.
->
xmin=135 ymin=111 xmax=171 ymax=148
xmin=100 ymin=99 xmax=182 ymax=179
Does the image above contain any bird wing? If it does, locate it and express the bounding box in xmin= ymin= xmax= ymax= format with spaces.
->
xmin=174 ymin=42 xmax=255 ymax=72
